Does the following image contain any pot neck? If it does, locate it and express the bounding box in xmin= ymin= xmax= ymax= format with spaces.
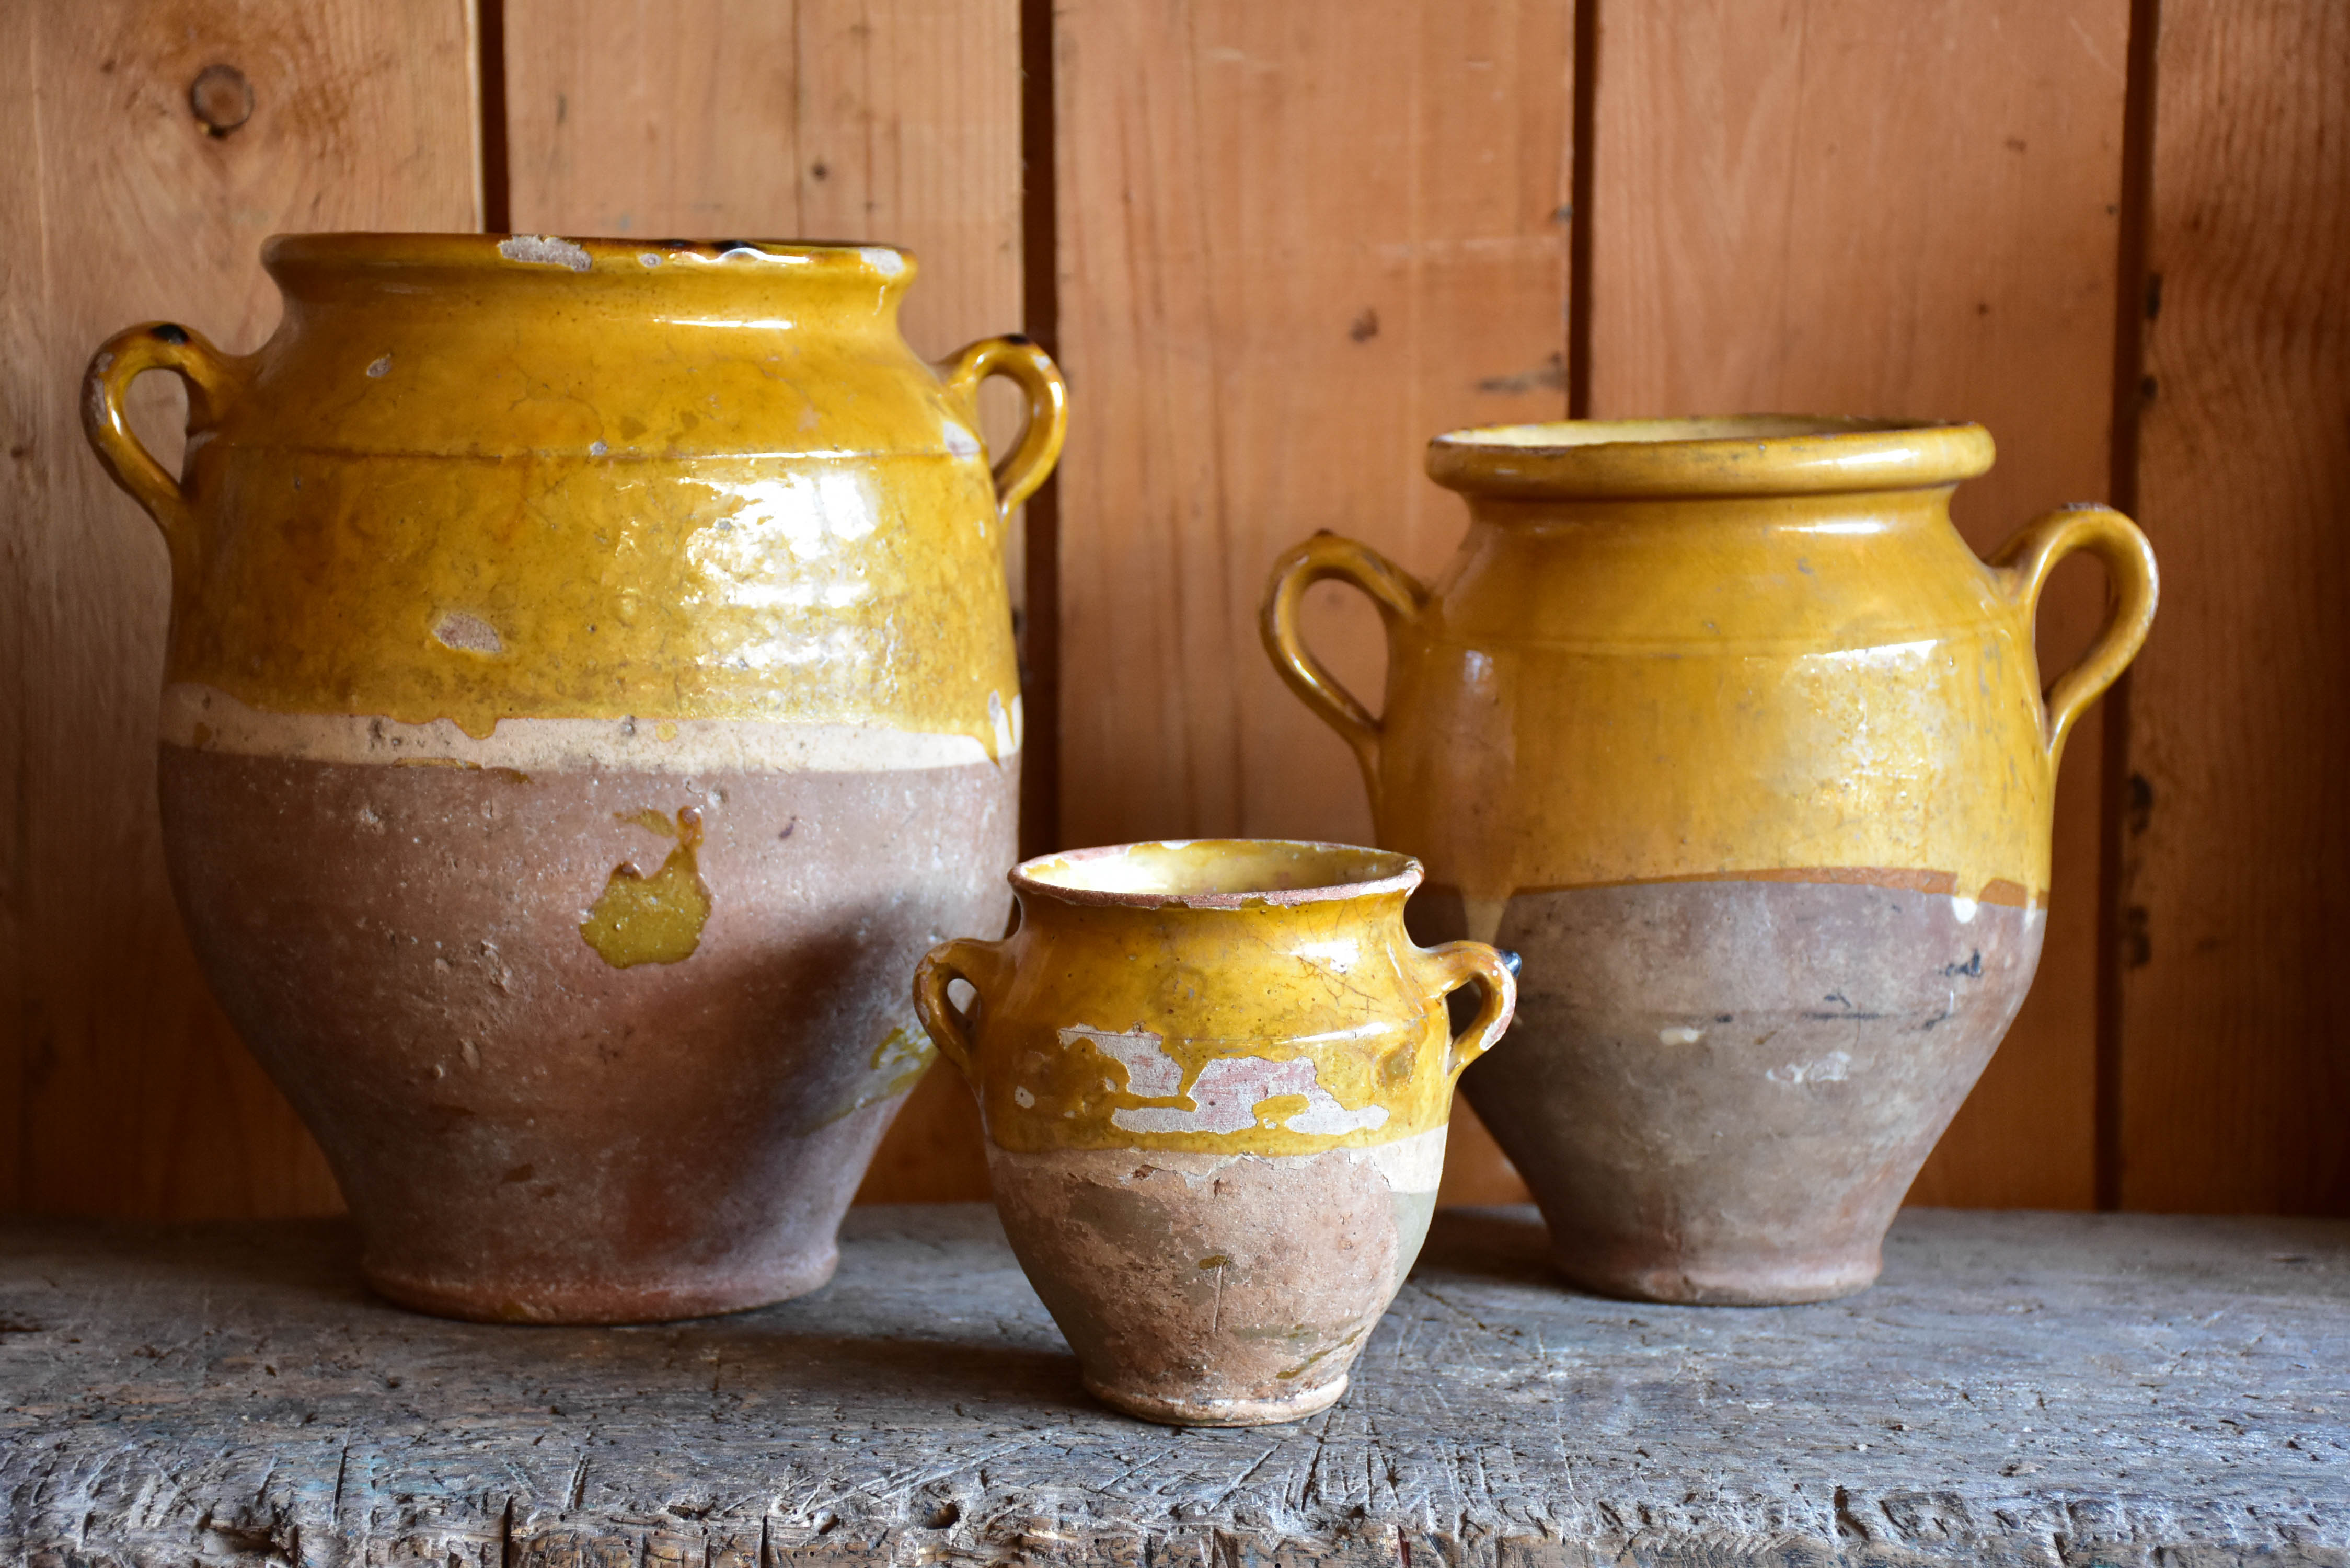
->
xmin=1461 ymin=485 xmax=1962 ymax=535
xmin=261 ymin=233 xmax=916 ymax=333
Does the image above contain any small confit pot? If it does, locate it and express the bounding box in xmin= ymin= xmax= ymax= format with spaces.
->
xmin=1262 ymin=418 xmax=2157 ymax=1305
xmin=914 ymin=840 xmax=1515 ymax=1426
xmin=82 ymin=233 xmax=1066 ymax=1323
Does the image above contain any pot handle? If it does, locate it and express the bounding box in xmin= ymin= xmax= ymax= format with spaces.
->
xmin=913 ymin=937 xmax=1009 ymax=1080
xmin=937 ymin=336 xmax=1070 ymax=520
xmin=1418 ymin=941 xmax=1518 ymax=1080
xmin=82 ymin=321 xmax=243 ymax=552
xmin=1988 ymin=503 xmax=2159 ymax=769
xmin=1259 ymin=533 xmax=1431 ymax=786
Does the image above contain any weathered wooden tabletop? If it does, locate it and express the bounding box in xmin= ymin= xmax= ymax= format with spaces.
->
xmin=3 ymin=1206 xmax=2345 ymax=1568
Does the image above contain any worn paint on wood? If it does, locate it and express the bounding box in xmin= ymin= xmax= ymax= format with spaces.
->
xmin=1583 ymin=0 xmax=2133 ymax=1209
xmin=0 ymin=0 xmax=479 ymax=1216
xmin=2 ymin=1206 xmax=2345 ymax=1565
xmin=500 ymin=0 xmax=1026 ymax=1205
xmin=2117 ymin=0 xmax=2350 ymax=1213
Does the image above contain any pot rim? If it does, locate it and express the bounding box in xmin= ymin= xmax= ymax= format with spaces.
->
xmin=1426 ymin=416 xmax=1995 ymax=500
xmin=262 ymin=232 xmax=917 ymax=283
xmin=1012 ymin=839 xmax=1422 ymax=910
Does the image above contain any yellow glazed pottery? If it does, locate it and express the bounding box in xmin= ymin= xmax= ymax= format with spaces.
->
xmin=1263 ymin=418 xmax=2156 ymax=1305
xmin=914 ymin=840 xmax=1515 ymax=1426
xmin=82 ymin=234 xmax=1066 ymax=1324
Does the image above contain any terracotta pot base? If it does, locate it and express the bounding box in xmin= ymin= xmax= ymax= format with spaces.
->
xmin=986 ymin=1131 xmax=1446 ymax=1426
xmin=161 ymin=740 xmax=1012 ymax=1321
xmin=1448 ymin=876 xmax=2044 ymax=1305
xmin=1084 ymin=1373 xmax=1351 ymax=1428
xmin=363 ymin=1237 xmax=841 ymax=1325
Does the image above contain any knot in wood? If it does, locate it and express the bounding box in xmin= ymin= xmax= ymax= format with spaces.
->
xmin=189 ymin=65 xmax=253 ymax=137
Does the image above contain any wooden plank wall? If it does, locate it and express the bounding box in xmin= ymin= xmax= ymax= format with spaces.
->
xmin=1 ymin=0 xmax=478 ymax=1216
xmin=3 ymin=0 xmax=2343 ymax=1218
xmin=2117 ymin=0 xmax=2349 ymax=1213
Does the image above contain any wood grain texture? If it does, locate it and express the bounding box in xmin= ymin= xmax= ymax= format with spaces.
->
xmin=1584 ymin=0 xmax=2132 ymax=1208
xmin=4 ymin=1206 xmax=2347 ymax=1566
xmin=1051 ymin=0 xmax=1572 ymax=1204
xmin=0 ymin=0 xmax=479 ymax=1217
xmin=501 ymin=0 xmax=1026 ymax=1205
xmin=2117 ymin=0 xmax=2350 ymax=1213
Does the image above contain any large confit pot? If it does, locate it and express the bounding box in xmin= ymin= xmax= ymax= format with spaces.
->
xmin=1262 ymin=418 xmax=2156 ymax=1305
xmin=82 ymin=233 xmax=1066 ymax=1323
xmin=914 ymin=840 xmax=1515 ymax=1425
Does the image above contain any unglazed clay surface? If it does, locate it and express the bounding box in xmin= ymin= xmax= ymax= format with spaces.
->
xmin=162 ymin=740 xmax=1013 ymax=1322
xmin=916 ymin=842 xmax=1513 ymax=1424
xmin=83 ymin=235 xmax=1067 ymax=1322
xmin=1264 ymin=418 xmax=2154 ymax=1302
xmin=1429 ymin=879 xmax=2042 ymax=1303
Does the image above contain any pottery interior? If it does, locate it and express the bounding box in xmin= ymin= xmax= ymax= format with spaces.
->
xmin=917 ymin=840 xmax=1514 ymax=1425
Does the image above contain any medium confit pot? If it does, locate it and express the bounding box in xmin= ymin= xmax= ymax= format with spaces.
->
xmin=1262 ymin=418 xmax=2156 ymax=1305
xmin=914 ymin=840 xmax=1515 ymax=1425
xmin=83 ymin=233 xmax=1066 ymax=1323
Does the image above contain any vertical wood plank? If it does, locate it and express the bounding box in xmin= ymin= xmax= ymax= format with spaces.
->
xmin=1585 ymin=0 xmax=2133 ymax=1208
xmin=1052 ymin=0 xmax=1573 ymax=1204
xmin=0 ymin=0 xmax=479 ymax=1216
xmin=1055 ymin=0 xmax=1574 ymax=852
xmin=2117 ymin=0 xmax=2350 ymax=1213
xmin=502 ymin=0 xmax=1023 ymax=1203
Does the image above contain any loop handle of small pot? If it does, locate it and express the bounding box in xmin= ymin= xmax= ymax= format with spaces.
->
xmin=82 ymin=321 xmax=245 ymax=557
xmin=1259 ymin=533 xmax=1432 ymax=793
xmin=937 ymin=335 xmax=1070 ymax=521
xmin=1418 ymin=941 xmax=1518 ymax=1080
xmin=913 ymin=936 xmax=1010 ymax=1080
xmin=1988 ymin=503 xmax=2160 ymax=770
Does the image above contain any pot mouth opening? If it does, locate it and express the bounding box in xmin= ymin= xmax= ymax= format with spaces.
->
xmin=1427 ymin=415 xmax=1995 ymax=499
xmin=262 ymin=232 xmax=917 ymax=286
xmin=1013 ymin=839 xmax=1421 ymax=910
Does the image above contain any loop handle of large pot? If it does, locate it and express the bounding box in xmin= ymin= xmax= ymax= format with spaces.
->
xmin=1988 ymin=503 xmax=2160 ymax=770
xmin=913 ymin=936 xmax=1010 ymax=1080
xmin=82 ymin=321 xmax=245 ymax=555
xmin=937 ymin=336 xmax=1069 ymax=521
xmin=1259 ymin=533 xmax=1431 ymax=791
xmin=1416 ymin=941 xmax=1518 ymax=1080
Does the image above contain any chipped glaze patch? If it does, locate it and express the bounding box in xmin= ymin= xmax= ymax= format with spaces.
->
xmin=1067 ymin=1027 xmax=1391 ymax=1139
xmin=1070 ymin=1027 xmax=1391 ymax=1137
xmin=158 ymin=683 xmax=1010 ymax=774
xmin=498 ymin=234 xmax=592 ymax=272
xmin=1766 ymin=1050 xmax=1853 ymax=1087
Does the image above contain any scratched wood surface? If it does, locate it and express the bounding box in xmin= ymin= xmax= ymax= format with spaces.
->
xmin=2114 ymin=0 xmax=2350 ymax=1213
xmin=0 ymin=0 xmax=479 ymax=1217
xmin=1049 ymin=0 xmax=1574 ymax=1203
xmin=1582 ymin=0 xmax=2134 ymax=1209
xmin=3 ymin=1206 xmax=2346 ymax=1567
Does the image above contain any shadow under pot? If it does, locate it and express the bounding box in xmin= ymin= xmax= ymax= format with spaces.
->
xmin=915 ymin=840 xmax=1515 ymax=1426
xmin=80 ymin=233 xmax=1067 ymax=1323
xmin=1262 ymin=417 xmax=2157 ymax=1305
